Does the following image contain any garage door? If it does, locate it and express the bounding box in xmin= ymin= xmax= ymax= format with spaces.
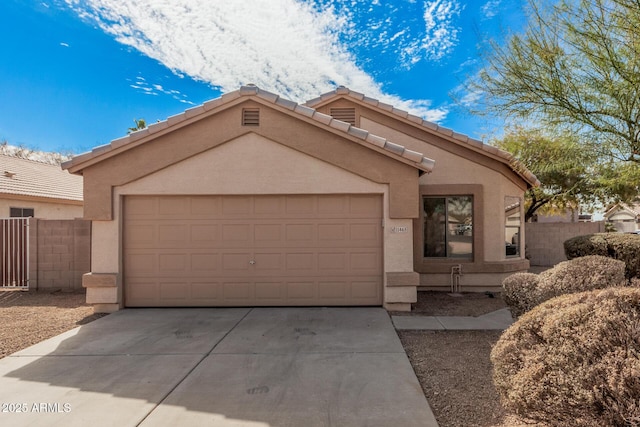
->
xmin=123 ymin=195 xmax=383 ymax=307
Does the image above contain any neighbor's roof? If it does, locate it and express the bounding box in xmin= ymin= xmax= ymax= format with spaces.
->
xmin=604 ymin=202 xmax=640 ymax=218
xmin=306 ymin=87 xmax=540 ymax=187
xmin=62 ymin=85 xmax=436 ymax=174
xmin=0 ymin=154 xmax=83 ymax=202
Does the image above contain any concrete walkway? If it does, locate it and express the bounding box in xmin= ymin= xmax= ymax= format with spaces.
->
xmin=392 ymin=308 xmax=514 ymax=330
xmin=0 ymin=308 xmax=438 ymax=427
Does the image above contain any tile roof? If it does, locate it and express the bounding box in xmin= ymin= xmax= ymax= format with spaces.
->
xmin=605 ymin=202 xmax=640 ymax=218
xmin=0 ymin=154 xmax=83 ymax=202
xmin=63 ymin=85 xmax=436 ymax=174
xmin=305 ymin=86 xmax=540 ymax=187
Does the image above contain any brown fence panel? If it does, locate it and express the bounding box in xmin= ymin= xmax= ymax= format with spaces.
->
xmin=1 ymin=218 xmax=29 ymax=288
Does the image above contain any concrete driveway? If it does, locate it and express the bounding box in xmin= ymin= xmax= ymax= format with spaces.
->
xmin=0 ymin=307 xmax=438 ymax=427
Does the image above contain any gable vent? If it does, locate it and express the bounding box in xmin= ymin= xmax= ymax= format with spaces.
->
xmin=330 ymin=108 xmax=356 ymax=126
xmin=242 ymin=108 xmax=260 ymax=126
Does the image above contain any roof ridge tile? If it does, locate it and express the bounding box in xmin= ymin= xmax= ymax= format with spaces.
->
xmin=64 ymin=85 xmax=436 ymax=174
xmin=304 ymin=86 xmax=539 ymax=187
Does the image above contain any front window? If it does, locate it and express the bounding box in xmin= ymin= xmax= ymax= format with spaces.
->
xmin=423 ymin=196 xmax=473 ymax=258
xmin=505 ymin=196 xmax=521 ymax=257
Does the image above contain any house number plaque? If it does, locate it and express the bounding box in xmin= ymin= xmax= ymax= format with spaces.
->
xmin=391 ymin=226 xmax=408 ymax=233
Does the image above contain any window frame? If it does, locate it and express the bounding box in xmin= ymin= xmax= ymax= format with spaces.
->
xmin=414 ymin=184 xmax=483 ymax=272
xmin=504 ymin=196 xmax=522 ymax=258
xmin=423 ymin=195 xmax=474 ymax=259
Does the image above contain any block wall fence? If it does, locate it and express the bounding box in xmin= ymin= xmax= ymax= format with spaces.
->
xmin=28 ymin=219 xmax=91 ymax=290
xmin=525 ymin=221 xmax=606 ymax=267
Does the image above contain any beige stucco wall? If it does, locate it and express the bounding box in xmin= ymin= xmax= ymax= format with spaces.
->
xmin=361 ymin=117 xmax=526 ymax=264
xmin=0 ymin=197 xmax=83 ymax=219
xmin=90 ymin=133 xmax=416 ymax=308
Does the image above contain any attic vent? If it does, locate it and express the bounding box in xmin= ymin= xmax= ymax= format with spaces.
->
xmin=242 ymin=108 xmax=260 ymax=126
xmin=329 ymin=108 xmax=356 ymax=126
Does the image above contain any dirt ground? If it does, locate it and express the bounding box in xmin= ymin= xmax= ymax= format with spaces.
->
xmin=0 ymin=290 xmax=106 ymax=359
xmin=394 ymin=290 xmax=507 ymax=317
xmin=0 ymin=289 xmax=536 ymax=426
xmin=398 ymin=291 xmax=543 ymax=427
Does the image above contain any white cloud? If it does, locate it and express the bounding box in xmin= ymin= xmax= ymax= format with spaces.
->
xmin=419 ymin=0 xmax=462 ymax=61
xmin=128 ymin=75 xmax=195 ymax=104
xmin=60 ymin=42 xmax=70 ymax=47
xmin=63 ymin=0 xmax=445 ymax=122
xmin=481 ymin=0 xmax=502 ymax=19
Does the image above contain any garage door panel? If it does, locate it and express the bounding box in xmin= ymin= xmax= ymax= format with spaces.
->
xmin=124 ymin=195 xmax=382 ymax=307
xmin=190 ymin=224 xmax=220 ymax=242
xmin=158 ymin=197 xmax=191 ymax=216
xmin=349 ymin=195 xmax=382 ymax=217
xmin=285 ymin=253 xmax=315 ymax=271
xmin=255 ymin=282 xmax=285 ymax=300
xmin=253 ymin=253 xmax=282 ymax=271
xmin=318 ymin=195 xmax=348 ymax=215
xmin=318 ymin=281 xmax=347 ymax=299
xmin=285 ymin=224 xmax=314 ymax=241
xmin=222 ymin=224 xmax=251 ymax=243
xmin=191 ymin=282 xmax=220 ymax=299
xmin=222 ymin=282 xmax=252 ymax=300
xmin=125 ymin=253 xmax=157 ymax=276
xmin=159 ymin=282 xmax=189 ymax=300
xmin=222 ymin=196 xmax=253 ymax=216
xmin=126 ymin=197 xmax=157 ymax=218
xmin=127 ymin=280 xmax=158 ymax=303
xmin=349 ymin=223 xmax=380 ymax=241
xmin=352 ymin=280 xmax=380 ymax=299
xmin=254 ymin=224 xmax=282 ymax=242
xmin=190 ymin=197 xmax=221 ymax=216
xmin=221 ymin=253 xmax=252 ymax=271
xmin=254 ymin=197 xmax=283 ymax=215
xmin=158 ymin=224 xmax=189 ymax=244
xmin=287 ymin=281 xmax=315 ymax=300
xmin=350 ymin=252 xmax=381 ymax=272
xmin=158 ymin=253 xmax=188 ymax=273
xmin=318 ymin=252 xmax=347 ymax=272
xmin=317 ymin=223 xmax=346 ymax=241
xmin=285 ymin=196 xmax=316 ymax=216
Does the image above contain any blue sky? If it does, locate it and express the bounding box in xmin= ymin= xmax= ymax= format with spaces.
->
xmin=0 ymin=0 xmax=528 ymax=154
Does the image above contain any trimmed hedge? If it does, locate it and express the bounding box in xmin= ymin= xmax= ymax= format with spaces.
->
xmin=501 ymin=273 xmax=540 ymax=318
xmin=536 ymin=256 xmax=626 ymax=303
xmin=502 ymin=255 xmax=627 ymax=318
xmin=564 ymin=233 xmax=640 ymax=279
xmin=492 ymin=287 xmax=640 ymax=427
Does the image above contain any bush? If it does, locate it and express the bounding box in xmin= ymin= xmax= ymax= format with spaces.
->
xmin=501 ymin=273 xmax=539 ymax=318
xmin=492 ymin=287 xmax=640 ymax=427
xmin=502 ymin=256 xmax=626 ymax=319
xmin=565 ymin=233 xmax=640 ymax=279
xmin=536 ymin=255 xmax=626 ymax=303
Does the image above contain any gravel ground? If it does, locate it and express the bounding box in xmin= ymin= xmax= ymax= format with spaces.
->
xmin=394 ymin=290 xmax=507 ymax=317
xmin=398 ymin=291 xmax=544 ymax=427
xmin=0 ymin=290 xmax=106 ymax=359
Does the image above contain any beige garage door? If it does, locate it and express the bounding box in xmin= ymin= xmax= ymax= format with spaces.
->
xmin=123 ymin=195 xmax=383 ymax=307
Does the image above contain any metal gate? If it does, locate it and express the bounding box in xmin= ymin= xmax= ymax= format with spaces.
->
xmin=1 ymin=218 xmax=29 ymax=289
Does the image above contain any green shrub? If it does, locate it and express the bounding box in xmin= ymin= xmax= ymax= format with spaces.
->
xmin=492 ymin=287 xmax=640 ymax=427
xmin=536 ymin=255 xmax=626 ymax=303
xmin=501 ymin=273 xmax=540 ymax=318
xmin=565 ymin=233 xmax=640 ymax=279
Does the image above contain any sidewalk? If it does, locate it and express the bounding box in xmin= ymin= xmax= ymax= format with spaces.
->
xmin=392 ymin=308 xmax=514 ymax=330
